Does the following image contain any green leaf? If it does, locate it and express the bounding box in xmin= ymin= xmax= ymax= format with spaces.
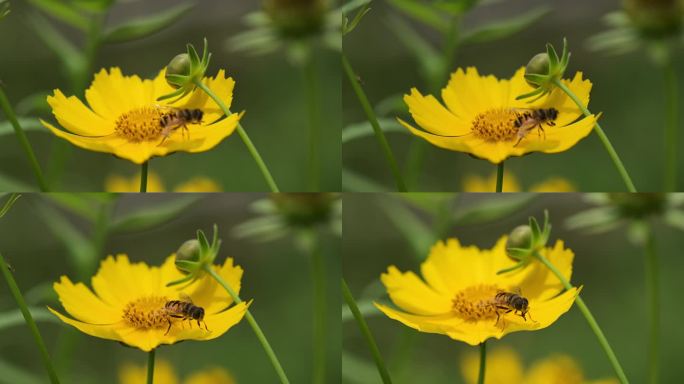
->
xmin=343 ymin=168 xmax=389 ymax=192
xmin=664 ymin=210 xmax=684 ymax=232
xmin=70 ymin=0 xmax=115 ymax=12
xmin=453 ymin=194 xmax=536 ymax=225
xmin=0 ymin=194 xmax=20 ymax=218
xmin=343 ymin=1 xmax=371 ymax=36
xmin=460 ymin=6 xmax=550 ymax=44
xmin=386 ymin=0 xmax=448 ymax=32
xmin=0 ymin=307 xmax=57 ymax=329
xmin=432 ymin=0 xmax=479 ymax=15
xmin=0 ymin=173 xmax=34 ymax=191
xmin=28 ymin=13 xmax=85 ymax=79
xmin=342 ymin=118 xmax=406 ymax=143
xmin=109 ymin=196 xmax=200 ymax=232
xmin=564 ymin=206 xmax=620 ymax=232
xmin=102 ymin=3 xmax=194 ymax=43
xmin=36 ymin=202 xmax=95 ymax=277
xmin=379 ymin=196 xmax=435 ymax=259
xmin=0 ymin=0 xmax=10 ymax=20
xmin=386 ymin=15 xmax=441 ymax=82
xmin=25 ymin=0 xmax=88 ymax=30
xmin=342 ymin=299 xmax=381 ymax=322
xmin=231 ymin=216 xmax=287 ymax=242
xmin=45 ymin=193 xmax=103 ymax=221
xmin=229 ymin=28 xmax=280 ymax=55
xmin=398 ymin=193 xmax=454 ymax=216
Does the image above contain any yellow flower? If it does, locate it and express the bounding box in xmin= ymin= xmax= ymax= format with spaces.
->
xmin=399 ymin=67 xmax=597 ymax=164
xmin=463 ymin=172 xmax=576 ymax=192
xmin=119 ymin=359 xmax=179 ymax=384
xmin=105 ymin=171 xmax=222 ymax=192
xmin=185 ymin=367 xmax=236 ymax=384
xmin=463 ymin=173 xmax=522 ymax=192
xmin=48 ymin=254 xmax=249 ymax=352
xmin=119 ymin=359 xmax=236 ymax=384
xmin=461 ymin=346 xmax=523 ymax=384
xmin=528 ymin=177 xmax=576 ymax=192
xmin=41 ymin=67 xmax=242 ymax=164
xmin=375 ymin=237 xmax=579 ymax=346
xmin=461 ymin=347 xmax=618 ymax=384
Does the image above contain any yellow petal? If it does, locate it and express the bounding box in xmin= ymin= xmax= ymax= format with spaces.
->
xmin=185 ymin=367 xmax=236 ymax=384
xmin=462 ymin=172 xmax=522 ymax=192
xmin=185 ymin=258 xmax=244 ymax=315
xmin=173 ymin=177 xmax=222 ymax=192
xmin=373 ymin=302 xmax=461 ymax=334
xmin=105 ymin=171 xmax=166 ymax=192
xmin=85 ymin=68 xmax=153 ymax=120
xmin=403 ymin=89 xmax=469 ymax=136
xmin=46 ymin=90 xmax=113 ymax=136
xmin=48 ymin=307 xmax=123 ymax=341
xmin=52 ymin=276 xmax=120 ymax=324
xmin=461 ymin=346 xmax=524 ymax=384
xmin=119 ymin=359 xmax=180 ymax=384
xmin=380 ymin=266 xmax=452 ymax=315
xmin=91 ymin=255 xmax=157 ymax=307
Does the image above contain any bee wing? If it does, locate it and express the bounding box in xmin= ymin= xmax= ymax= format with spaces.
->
xmin=511 ymin=287 xmax=522 ymax=295
xmin=178 ymin=292 xmax=194 ymax=304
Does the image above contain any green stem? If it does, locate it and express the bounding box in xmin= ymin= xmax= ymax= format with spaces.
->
xmin=204 ymin=265 xmax=290 ymax=384
xmin=140 ymin=161 xmax=148 ymax=193
xmin=643 ymin=225 xmax=660 ymax=384
xmin=533 ymin=251 xmax=629 ymax=384
xmin=662 ymin=55 xmax=679 ymax=191
xmin=496 ymin=162 xmax=504 ymax=192
xmin=303 ymin=57 xmax=320 ymax=191
xmin=341 ymin=278 xmax=392 ymax=384
xmin=0 ymin=88 xmax=48 ymax=191
xmin=342 ymin=54 xmax=407 ymax=192
xmin=0 ymin=253 xmax=60 ymax=384
xmin=193 ymin=79 xmax=280 ymax=192
xmin=477 ymin=342 xmax=486 ymax=384
xmin=552 ymin=78 xmax=636 ymax=192
xmin=146 ymin=349 xmax=155 ymax=384
xmin=308 ymin=235 xmax=327 ymax=384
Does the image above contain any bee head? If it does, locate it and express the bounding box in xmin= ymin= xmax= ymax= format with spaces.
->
xmin=548 ymin=108 xmax=558 ymax=120
xmin=512 ymin=296 xmax=529 ymax=311
xmin=190 ymin=307 xmax=205 ymax=320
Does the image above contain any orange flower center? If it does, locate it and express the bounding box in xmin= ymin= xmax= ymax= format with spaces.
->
xmin=122 ymin=296 xmax=170 ymax=329
xmin=451 ymin=284 xmax=500 ymax=321
xmin=114 ymin=106 xmax=166 ymax=142
xmin=470 ymin=108 xmax=520 ymax=142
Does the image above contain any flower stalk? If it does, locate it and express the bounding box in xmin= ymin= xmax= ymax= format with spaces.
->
xmin=477 ymin=341 xmax=486 ymax=384
xmin=552 ymin=78 xmax=636 ymax=192
xmin=643 ymin=225 xmax=660 ymax=384
xmin=303 ymin=57 xmax=320 ymax=191
xmin=203 ymin=265 xmax=290 ymax=384
xmin=496 ymin=162 xmax=504 ymax=193
xmin=140 ymin=161 xmax=149 ymax=193
xmin=663 ymin=55 xmax=679 ymax=191
xmin=192 ymin=79 xmax=280 ymax=192
xmin=147 ymin=349 xmax=156 ymax=384
xmin=0 ymin=253 xmax=60 ymax=384
xmin=307 ymin=235 xmax=327 ymax=384
xmin=532 ymin=251 xmax=629 ymax=384
xmin=0 ymin=87 xmax=48 ymax=191
xmin=342 ymin=278 xmax=393 ymax=384
xmin=342 ymin=54 xmax=407 ymax=192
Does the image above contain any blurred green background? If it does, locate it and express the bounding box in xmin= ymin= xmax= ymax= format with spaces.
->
xmin=343 ymin=0 xmax=684 ymax=192
xmin=0 ymin=1 xmax=341 ymax=192
xmin=0 ymin=193 xmax=341 ymax=383
xmin=342 ymin=193 xmax=683 ymax=383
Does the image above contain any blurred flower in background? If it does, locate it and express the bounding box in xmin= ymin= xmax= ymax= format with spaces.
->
xmin=119 ymin=359 xmax=236 ymax=384
xmin=49 ymin=254 xmax=248 ymax=351
xmin=463 ymin=172 xmax=576 ymax=192
xmin=374 ymin=237 xmax=579 ymax=346
xmin=105 ymin=172 xmax=222 ymax=192
xmin=460 ymin=346 xmax=618 ymax=384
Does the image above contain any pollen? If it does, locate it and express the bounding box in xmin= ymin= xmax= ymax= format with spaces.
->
xmin=470 ymin=108 xmax=519 ymax=142
xmin=451 ymin=284 xmax=500 ymax=321
xmin=114 ymin=106 xmax=166 ymax=142
xmin=122 ymin=296 xmax=169 ymax=329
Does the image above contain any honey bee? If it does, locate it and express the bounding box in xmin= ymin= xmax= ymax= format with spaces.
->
xmin=512 ymin=107 xmax=558 ymax=147
xmin=163 ymin=293 xmax=209 ymax=335
xmin=157 ymin=107 xmax=204 ymax=145
xmin=491 ymin=288 xmax=532 ymax=328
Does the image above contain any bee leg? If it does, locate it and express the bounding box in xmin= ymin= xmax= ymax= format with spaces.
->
xmin=513 ymin=136 xmax=523 ymax=147
xmin=203 ymin=321 xmax=209 ymax=332
xmin=165 ymin=319 xmax=173 ymax=335
xmin=157 ymin=134 xmax=168 ymax=147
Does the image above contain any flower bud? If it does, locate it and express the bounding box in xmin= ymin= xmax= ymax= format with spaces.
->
xmin=271 ymin=193 xmax=336 ymax=227
xmin=165 ymin=53 xmax=192 ymax=89
xmin=264 ymin=0 xmax=326 ymax=37
xmin=175 ymin=239 xmax=201 ymax=274
xmin=506 ymin=225 xmax=533 ymax=252
xmin=524 ymin=53 xmax=550 ymax=87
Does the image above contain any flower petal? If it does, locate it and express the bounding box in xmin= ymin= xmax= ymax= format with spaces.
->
xmin=185 ymin=258 xmax=244 ymax=315
xmin=84 ymin=68 xmax=150 ymax=118
xmin=46 ymin=90 xmax=113 ymax=136
xmin=48 ymin=307 xmax=123 ymax=341
xmin=404 ymin=88 xmax=469 ymax=136
xmin=52 ymin=276 xmax=120 ymax=324
xmin=374 ymin=302 xmax=462 ymax=334
xmin=380 ymin=266 xmax=452 ymax=315
xmin=91 ymin=255 xmax=157 ymax=307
